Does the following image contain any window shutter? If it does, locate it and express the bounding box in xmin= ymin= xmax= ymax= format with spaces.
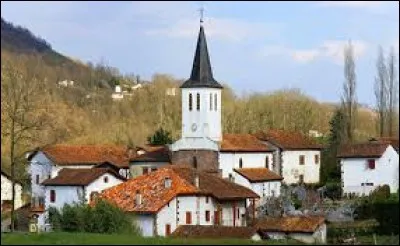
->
xmin=186 ymin=212 xmax=192 ymax=224
xmin=368 ymin=159 xmax=375 ymax=169
xmin=50 ymin=190 xmax=56 ymax=203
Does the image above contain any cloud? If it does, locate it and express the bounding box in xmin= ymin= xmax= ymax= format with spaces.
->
xmin=262 ymin=40 xmax=368 ymax=64
xmin=317 ymin=1 xmax=386 ymax=8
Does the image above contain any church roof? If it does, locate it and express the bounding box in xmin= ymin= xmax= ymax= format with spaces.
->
xmin=180 ymin=25 xmax=223 ymax=89
xmin=221 ymin=134 xmax=273 ymax=152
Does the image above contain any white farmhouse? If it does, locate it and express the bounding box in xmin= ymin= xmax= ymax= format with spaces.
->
xmin=256 ymin=216 xmax=327 ymax=244
xmin=338 ymin=138 xmax=399 ymax=196
xmin=255 ymin=129 xmax=324 ymax=184
xmin=98 ymin=166 xmax=259 ymax=237
xmin=27 ymin=145 xmax=133 ymax=216
xmin=1 ymin=170 xmax=24 ymax=211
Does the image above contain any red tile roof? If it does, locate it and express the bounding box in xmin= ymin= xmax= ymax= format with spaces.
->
xmin=131 ymin=145 xmax=170 ymax=162
xmin=37 ymin=145 xmax=132 ymax=168
xmin=98 ymin=166 xmax=259 ymax=214
xmin=41 ymin=168 xmax=126 ymax=186
xmin=337 ymin=142 xmax=390 ymax=158
xmin=255 ymin=129 xmax=324 ymax=150
xmin=234 ymin=168 xmax=283 ymax=182
xmin=256 ymin=216 xmax=325 ymax=233
xmin=221 ymin=134 xmax=272 ymax=152
xmin=171 ymin=225 xmax=259 ymax=239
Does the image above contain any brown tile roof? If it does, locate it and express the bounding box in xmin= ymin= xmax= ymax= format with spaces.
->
xmin=41 ymin=168 xmax=126 ymax=186
xmin=38 ymin=145 xmax=132 ymax=168
xmin=234 ymin=168 xmax=283 ymax=182
xmin=171 ymin=225 xmax=259 ymax=239
xmin=337 ymin=142 xmax=390 ymax=158
xmin=255 ymin=129 xmax=324 ymax=150
xmin=256 ymin=216 xmax=325 ymax=233
xmin=98 ymin=166 xmax=258 ymax=214
xmin=372 ymin=137 xmax=399 ymax=151
xmin=131 ymin=145 xmax=170 ymax=162
xmin=221 ymin=134 xmax=272 ymax=152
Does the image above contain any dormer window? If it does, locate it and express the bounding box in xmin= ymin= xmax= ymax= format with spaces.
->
xmin=368 ymin=159 xmax=375 ymax=169
xmin=104 ymin=176 xmax=109 ymax=183
xmin=135 ymin=190 xmax=142 ymax=205
xmin=164 ymin=177 xmax=172 ymax=188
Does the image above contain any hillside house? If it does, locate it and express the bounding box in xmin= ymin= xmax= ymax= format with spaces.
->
xmin=255 ymin=129 xmax=324 ymax=184
xmin=1 ymin=170 xmax=24 ymax=211
xmin=98 ymin=166 xmax=259 ymax=237
xmin=256 ymin=216 xmax=327 ymax=244
xmin=338 ymin=138 xmax=399 ymax=196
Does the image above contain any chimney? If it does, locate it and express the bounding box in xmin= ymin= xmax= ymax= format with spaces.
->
xmin=164 ymin=177 xmax=172 ymax=188
xmin=135 ymin=190 xmax=142 ymax=205
xmin=194 ymin=174 xmax=200 ymax=188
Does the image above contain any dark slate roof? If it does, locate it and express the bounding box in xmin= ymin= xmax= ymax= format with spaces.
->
xmin=180 ymin=25 xmax=223 ymax=89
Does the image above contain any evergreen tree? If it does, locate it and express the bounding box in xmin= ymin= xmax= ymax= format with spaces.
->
xmin=321 ymin=108 xmax=345 ymax=183
xmin=147 ymin=127 xmax=173 ymax=145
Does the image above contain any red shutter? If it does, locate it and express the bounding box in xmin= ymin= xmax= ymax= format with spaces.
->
xmin=50 ymin=190 xmax=56 ymax=203
xmin=165 ymin=224 xmax=171 ymax=236
xmin=368 ymin=159 xmax=375 ymax=169
xmin=186 ymin=212 xmax=192 ymax=224
xmin=205 ymin=210 xmax=210 ymax=222
xmin=214 ymin=211 xmax=219 ymax=225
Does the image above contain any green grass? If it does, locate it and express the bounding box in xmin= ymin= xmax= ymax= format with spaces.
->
xmin=1 ymin=232 xmax=302 ymax=245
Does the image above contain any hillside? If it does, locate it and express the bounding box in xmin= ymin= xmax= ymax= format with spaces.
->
xmin=1 ymin=18 xmax=395 ymax=182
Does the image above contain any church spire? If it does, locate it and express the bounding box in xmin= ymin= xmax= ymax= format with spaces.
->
xmin=180 ymin=16 xmax=223 ymax=89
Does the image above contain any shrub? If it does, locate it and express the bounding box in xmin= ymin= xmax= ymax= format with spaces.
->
xmin=325 ymin=182 xmax=341 ymax=200
xmin=369 ymin=185 xmax=391 ymax=201
xmin=47 ymin=200 xmax=139 ymax=234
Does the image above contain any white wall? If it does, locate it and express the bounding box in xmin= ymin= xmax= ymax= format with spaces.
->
xmin=1 ymin=174 xmax=23 ymax=209
xmin=219 ymin=152 xmax=274 ymax=179
xmin=181 ymin=88 xmax=222 ymax=142
xmin=85 ymin=173 xmax=124 ymax=202
xmin=135 ymin=215 xmax=155 ymax=237
xmin=233 ymin=170 xmax=281 ymax=200
xmin=341 ymin=145 xmax=399 ymax=196
xmin=220 ymin=200 xmax=246 ymax=227
xmin=29 ymin=152 xmax=54 ymax=198
xmin=281 ymin=150 xmax=321 ymax=184
xmin=156 ymin=197 xmax=178 ymax=236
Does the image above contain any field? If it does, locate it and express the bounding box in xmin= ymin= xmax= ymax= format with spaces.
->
xmin=1 ymin=232 xmax=302 ymax=245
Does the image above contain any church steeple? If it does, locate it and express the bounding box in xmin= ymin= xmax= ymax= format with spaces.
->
xmin=180 ymin=24 xmax=223 ymax=89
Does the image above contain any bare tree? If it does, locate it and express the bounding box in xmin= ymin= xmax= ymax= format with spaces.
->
xmin=386 ymin=46 xmax=398 ymax=137
xmin=341 ymin=40 xmax=358 ymax=143
xmin=374 ymin=46 xmax=388 ymax=137
xmin=1 ymin=55 xmax=47 ymax=231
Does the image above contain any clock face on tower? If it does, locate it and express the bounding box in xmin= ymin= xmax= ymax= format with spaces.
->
xmin=191 ymin=123 xmax=197 ymax=132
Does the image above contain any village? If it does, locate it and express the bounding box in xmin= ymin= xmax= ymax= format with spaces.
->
xmin=1 ymin=2 xmax=399 ymax=245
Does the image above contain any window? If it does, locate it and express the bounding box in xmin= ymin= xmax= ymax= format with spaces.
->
xmin=48 ymin=174 xmax=51 ymax=179
xmin=90 ymin=192 xmax=99 ymax=202
xmin=206 ymin=196 xmax=209 ymax=204
xmin=239 ymin=158 xmax=243 ymax=168
xmin=210 ymin=93 xmax=212 ymax=111
xmin=315 ymin=155 xmax=319 ymax=164
xmin=151 ymin=168 xmax=157 ymax=172
xmin=214 ymin=210 xmax=220 ymax=225
xmin=205 ymin=210 xmax=210 ymax=222
xmin=237 ymin=208 xmax=240 ymax=219
xmin=193 ymin=156 xmax=198 ymax=169
xmin=165 ymin=224 xmax=171 ymax=236
xmin=164 ymin=177 xmax=172 ymax=188
xmin=265 ymin=157 xmax=269 ymax=168
xmin=50 ymin=190 xmax=56 ymax=203
xmin=368 ymin=159 xmax=375 ymax=169
xmin=214 ymin=93 xmax=217 ymax=111
xmin=186 ymin=211 xmax=192 ymax=224
xmin=143 ymin=167 xmax=149 ymax=175
xmin=103 ymin=176 xmax=109 ymax=183
xmin=189 ymin=93 xmax=193 ymax=111
xmin=196 ymin=93 xmax=200 ymax=111
xmin=299 ymin=155 xmax=305 ymax=165
xmin=36 ymin=175 xmax=40 ymax=184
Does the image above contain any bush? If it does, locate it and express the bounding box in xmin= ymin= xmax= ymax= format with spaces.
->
xmin=47 ymin=200 xmax=139 ymax=234
xmin=325 ymin=182 xmax=341 ymax=200
xmin=370 ymin=185 xmax=391 ymax=201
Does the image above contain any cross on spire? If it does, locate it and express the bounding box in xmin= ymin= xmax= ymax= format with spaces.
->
xmin=199 ymin=6 xmax=204 ymax=24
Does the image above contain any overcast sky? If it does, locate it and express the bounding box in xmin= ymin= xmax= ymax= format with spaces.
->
xmin=1 ymin=1 xmax=399 ymax=106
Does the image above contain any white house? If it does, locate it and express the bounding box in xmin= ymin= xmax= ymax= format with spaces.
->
xmin=255 ymin=129 xmax=324 ymax=184
xmin=98 ymin=166 xmax=259 ymax=237
xmin=1 ymin=170 xmax=24 ymax=211
xmin=338 ymin=139 xmax=399 ymax=196
xmin=256 ymin=216 xmax=327 ymax=244
xmin=27 ymin=145 xmax=133 ymax=214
